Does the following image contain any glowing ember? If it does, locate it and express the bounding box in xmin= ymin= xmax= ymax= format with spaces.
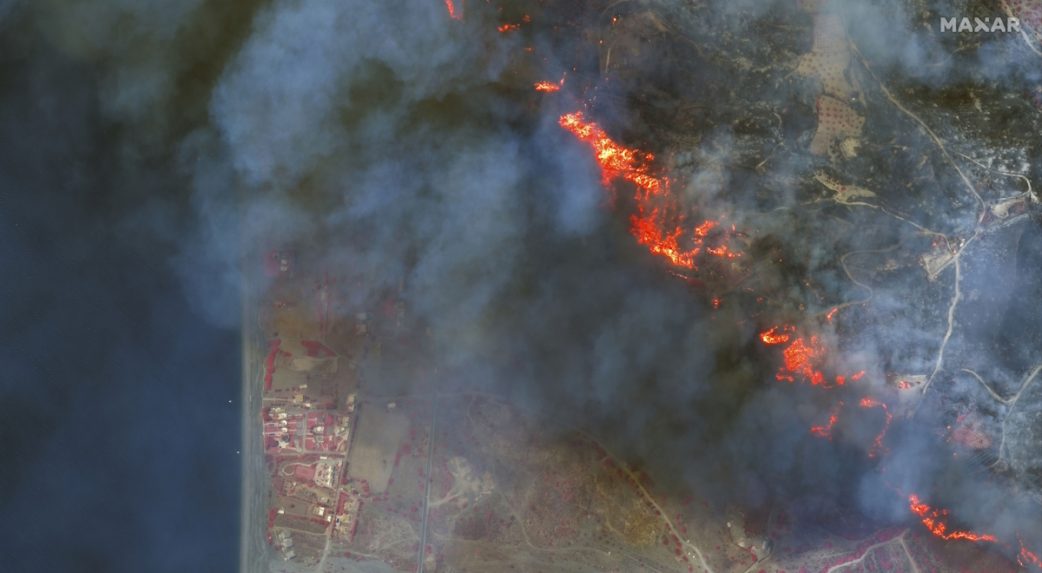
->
xmin=780 ymin=335 xmax=827 ymax=386
xmin=760 ymin=325 xmax=794 ymax=345
xmin=1019 ymin=539 xmax=1042 ymax=569
xmin=558 ymin=112 xmax=655 ymax=186
xmin=907 ymin=495 xmax=997 ymax=542
xmin=694 ymin=220 xmax=716 ymax=237
xmin=498 ymin=23 xmax=520 ymax=33
xmin=810 ymin=401 xmax=844 ymax=439
xmin=444 ymin=0 xmax=462 ymax=20
xmin=858 ymin=397 xmax=892 ymax=458
xmin=557 ymin=111 xmax=741 ymax=270
xmin=534 ymin=80 xmax=562 ymax=92
xmin=759 ymin=325 xmax=865 ymax=388
xmin=826 ymin=307 xmax=839 ymax=322
xmin=629 ymin=211 xmax=699 ymax=268
xmin=707 ymin=244 xmax=741 ymax=259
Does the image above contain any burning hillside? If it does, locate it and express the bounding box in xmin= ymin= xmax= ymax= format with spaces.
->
xmin=556 ymin=111 xmax=743 ymax=271
xmin=217 ymin=0 xmax=1042 ymax=570
xmin=8 ymin=0 xmax=1042 ymax=571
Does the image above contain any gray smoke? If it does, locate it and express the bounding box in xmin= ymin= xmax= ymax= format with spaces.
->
xmin=8 ymin=0 xmax=1040 ymax=569
xmin=203 ymin=0 xmax=1040 ymax=563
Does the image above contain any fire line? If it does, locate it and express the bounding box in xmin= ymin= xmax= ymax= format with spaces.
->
xmin=444 ymin=0 xmax=462 ymax=20
xmin=907 ymin=494 xmax=997 ymax=543
xmin=858 ymin=397 xmax=892 ymax=458
xmin=534 ymin=80 xmax=562 ymax=92
xmin=557 ymin=111 xmax=741 ymax=270
xmin=810 ymin=401 xmax=844 ymax=439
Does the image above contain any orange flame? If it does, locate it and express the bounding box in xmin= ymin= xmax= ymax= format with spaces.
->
xmin=759 ymin=325 xmax=864 ymax=388
xmin=780 ymin=335 xmax=827 ymax=386
xmin=534 ymin=80 xmax=561 ymax=92
xmin=498 ymin=23 xmax=520 ymax=33
xmin=444 ymin=0 xmax=462 ymax=20
xmin=858 ymin=397 xmax=892 ymax=458
xmin=707 ymin=244 xmax=741 ymax=259
xmin=907 ymin=495 xmax=997 ymax=543
xmin=810 ymin=401 xmax=844 ymax=439
xmin=760 ymin=325 xmax=794 ymax=345
xmin=1019 ymin=539 xmax=1042 ymax=569
xmin=557 ymin=111 xmax=740 ymax=270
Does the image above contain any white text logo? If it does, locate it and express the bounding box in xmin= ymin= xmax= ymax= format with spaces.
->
xmin=939 ymin=17 xmax=1021 ymax=33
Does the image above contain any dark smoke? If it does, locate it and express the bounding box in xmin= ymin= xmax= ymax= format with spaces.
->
xmin=3 ymin=0 xmax=1039 ymax=571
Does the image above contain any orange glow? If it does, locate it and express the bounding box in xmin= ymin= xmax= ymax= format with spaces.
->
xmin=760 ymin=325 xmax=865 ymax=388
xmin=826 ymin=307 xmax=839 ymax=322
xmin=444 ymin=0 xmax=462 ymax=20
xmin=858 ymin=397 xmax=892 ymax=458
xmin=707 ymin=244 xmax=741 ymax=259
xmin=559 ymin=113 xmax=652 ymax=180
xmin=810 ymin=401 xmax=844 ymax=439
xmin=907 ymin=495 xmax=997 ymax=542
xmin=557 ymin=111 xmax=741 ymax=270
xmin=1019 ymin=539 xmax=1042 ymax=569
xmin=760 ymin=325 xmax=794 ymax=345
xmin=781 ymin=335 xmax=827 ymax=386
xmin=498 ymin=23 xmax=520 ymax=33
xmin=534 ymin=80 xmax=561 ymax=92
xmin=629 ymin=211 xmax=698 ymax=268
xmin=693 ymin=220 xmax=716 ymax=237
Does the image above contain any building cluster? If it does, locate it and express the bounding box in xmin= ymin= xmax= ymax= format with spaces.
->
xmin=263 ymin=405 xmax=351 ymax=454
xmin=262 ymin=389 xmax=361 ymax=562
xmin=256 ymin=250 xmax=408 ymax=564
xmin=333 ymin=486 xmax=365 ymax=542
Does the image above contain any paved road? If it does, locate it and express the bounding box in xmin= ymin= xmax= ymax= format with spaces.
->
xmin=415 ymin=391 xmax=438 ymax=573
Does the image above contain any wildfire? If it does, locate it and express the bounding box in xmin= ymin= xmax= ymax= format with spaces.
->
xmin=779 ymin=335 xmax=827 ymax=385
xmin=534 ymin=80 xmax=562 ymax=92
xmin=907 ymin=495 xmax=997 ymax=543
xmin=834 ymin=371 xmax=858 ymax=386
xmin=1019 ymin=539 xmax=1042 ymax=569
xmin=707 ymin=244 xmax=741 ymax=258
xmin=557 ymin=111 xmax=741 ymax=270
xmin=759 ymin=325 xmax=865 ymax=388
xmin=760 ymin=325 xmax=794 ymax=345
xmin=444 ymin=0 xmax=462 ymax=20
xmin=558 ymin=112 xmax=659 ymax=189
xmin=858 ymin=397 xmax=892 ymax=458
xmin=810 ymin=401 xmax=844 ymax=439
xmin=807 ymin=396 xmax=890 ymax=456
